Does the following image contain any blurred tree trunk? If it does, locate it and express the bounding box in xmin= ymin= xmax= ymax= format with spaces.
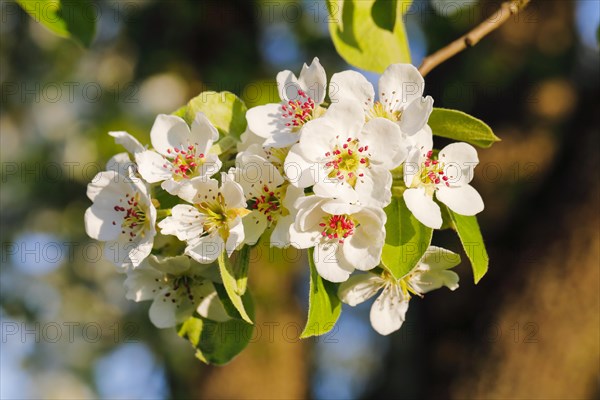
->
xmin=453 ymin=185 xmax=599 ymax=398
xmin=198 ymin=244 xmax=309 ymax=399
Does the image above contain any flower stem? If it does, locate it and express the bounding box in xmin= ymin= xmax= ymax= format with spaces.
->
xmin=418 ymin=0 xmax=532 ymax=77
xmin=156 ymin=209 xmax=172 ymax=219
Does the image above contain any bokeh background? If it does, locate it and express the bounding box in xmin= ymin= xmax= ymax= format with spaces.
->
xmin=1 ymin=0 xmax=599 ymax=399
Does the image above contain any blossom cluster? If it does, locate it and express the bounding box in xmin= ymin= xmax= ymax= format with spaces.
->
xmin=85 ymin=59 xmax=484 ymax=335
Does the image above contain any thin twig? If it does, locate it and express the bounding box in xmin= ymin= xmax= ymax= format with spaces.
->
xmin=418 ymin=0 xmax=532 ymax=77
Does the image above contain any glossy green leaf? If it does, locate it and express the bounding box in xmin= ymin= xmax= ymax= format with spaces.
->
xmin=184 ymin=91 xmax=247 ymax=140
xmin=448 ymin=210 xmax=489 ymax=283
xmin=428 ymin=108 xmax=500 ymax=148
xmin=178 ymin=291 xmax=254 ymax=365
xmin=326 ymin=0 xmax=412 ymax=73
xmin=218 ymin=252 xmax=253 ymax=324
xmin=16 ymin=0 xmax=96 ymax=47
xmin=381 ymin=196 xmax=433 ymax=279
xmin=232 ymin=245 xmax=250 ymax=295
xmin=300 ymin=248 xmax=342 ymax=338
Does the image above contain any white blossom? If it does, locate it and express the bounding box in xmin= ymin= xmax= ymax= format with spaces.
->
xmin=229 ymin=153 xmax=303 ymax=247
xmin=284 ymin=101 xmax=406 ymax=207
xmin=339 ymin=246 xmax=460 ymax=335
xmin=158 ymin=175 xmax=249 ymax=263
xmin=84 ymin=167 xmax=157 ymax=269
xmin=403 ymin=142 xmax=484 ymax=229
xmin=329 ymin=63 xmax=433 ymax=135
xmin=289 ymin=195 xmax=386 ymax=282
xmin=124 ymin=255 xmax=229 ymax=328
xmin=246 ymin=58 xmax=327 ymax=148
xmin=136 ymin=112 xmax=222 ymax=197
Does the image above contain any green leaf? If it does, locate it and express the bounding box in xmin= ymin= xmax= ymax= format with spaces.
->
xmin=326 ymin=0 xmax=412 ymax=73
xmin=428 ymin=108 xmax=500 ymax=148
xmin=184 ymin=91 xmax=247 ymax=141
xmin=381 ymin=196 xmax=433 ymax=279
xmin=178 ymin=291 xmax=254 ymax=365
xmin=232 ymin=245 xmax=251 ymax=295
xmin=447 ymin=210 xmax=489 ymax=283
xmin=300 ymin=248 xmax=342 ymax=338
xmin=16 ymin=0 xmax=96 ymax=47
xmin=218 ymin=252 xmax=253 ymax=324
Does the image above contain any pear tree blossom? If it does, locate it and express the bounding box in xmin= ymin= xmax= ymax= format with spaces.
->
xmin=403 ymin=142 xmax=484 ymax=229
xmin=124 ymin=255 xmax=230 ymax=328
xmin=284 ymin=101 xmax=406 ymax=207
xmin=329 ymin=63 xmax=433 ymax=136
xmin=83 ymin=56 xmax=496 ymax=363
xmin=338 ymin=246 xmax=460 ymax=335
xmin=84 ymin=166 xmax=157 ymax=269
xmin=245 ymin=57 xmax=327 ymax=148
xmin=158 ymin=175 xmax=249 ymax=263
xmin=228 ymin=153 xmax=304 ymax=247
xmin=289 ymin=194 xmax=386 ymax=282
xmin=136 ymin=112 xmax=222 ymax=196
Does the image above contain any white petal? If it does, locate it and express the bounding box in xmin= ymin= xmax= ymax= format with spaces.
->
xmin=283 ymin=146 xmax=319 ymax=188
xmin=190 ymin=111 xmax=219 ymax=142
xmin=176 ymin=178 xmax=220 ymax=205
xmin=221 ymin=176 xmax=246 ymax=209
xmin=403 ymin=188 xmax=442 ymax=229
xmin=242 ymin=210 xmax=267 ymax=246
xmin=124 ymin=262 xmax=163 ymax=302
xmin=436 ymin=184 xmax=484 ymax=216
xmin=237 ymin=129 xmax=266 ymax=153
xmin=354 ymin=166 xmax=392 ymax=208
xmin=420 ymin=246 xmax=461 ymax=271
xmin=103 ymin=233 xmax=154 ymax=269
xmin=399 ymin=96 xmax=433 ymax=135
xmin=294 ymin=118 xmax=339 ymax=162
xmin=378 ymin=64 xmax=425 ymax=108
xmin=313 ymin=242 xmax=354 ymax=283
xmin=313 ymin=181 xmax=360 ymax=203
xmin=338 ymin=273 xmax=384 ymax=306
xmin=276 ymin=69 xmax=300 ymax=102
xmin=410 ymin=246 xmax=460 ymax=293
xmin=84 ymin=205 xmax=121 ymax=241
xmin=359 ymin=117 xmax=406 ymax=169
xmin=233 ymin=154 xmax=283 ymax=199
xmin=86 ymin=170 xmax=125 ymax=202
xmin=186 ymin=234 xmax=223 ymax=263
xmin=262 ymin=131 xmax=301 ymax=148
xmin=288 ymin=222 xmax=320 ymax=249
xmin=149 ymin=289 xmax=178 ymax=328
xmin=158 ymin=205 xmax=204 ymax=242
xmin=403 ymin=148 xmax=423 ymax=188
xmin=136 ymin=150 xmax=172 ymax=183
xmin=147 ymin=254 xmax=191 ymax=275
xmin=295 ymin=196 xmax=326 ymax=231
xmin=106 ymin=153 xmax=134 ymax=176
xmin=439 ymin=142 xmax=479 ymax=185
xmin=282 ymin=184 xmax=304 ymax=211
xmin=344 ymin=209 xmax=386 ymax=271
xmin=320 ymin=199 xmax=362 ymax=216
xmin=320 ymin=101 xmax=365 ymax=137
xmin=297 ymin=57 xmax=327 ymax=104
xmin=369 ymin=287 xmax=410 ymax=335
xmin=246 ymin=103 xmax=288 ymax=139
xmin=271 ymin=214 xmax=293 ymax=247
xmin=225 ymin=218 xmax=245 ymax=256
xmin=329 ymin=70 xmax=374 ymax=109
xmin=406 ymin=124 xmax=433 ymax=153
xmin=109 ymin=131 xmax=144 ymax=154
xmin=150 ymin=114 xmax=191 ymax=156
xmin=195 ymin=282 xmax=230 ymax=322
